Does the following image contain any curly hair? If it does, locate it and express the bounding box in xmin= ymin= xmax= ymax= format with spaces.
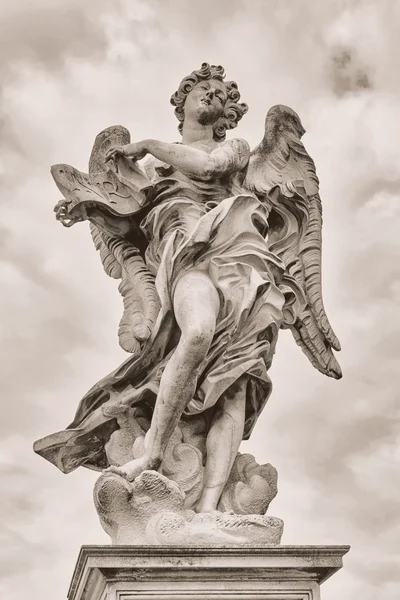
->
xmin=170 ymin=63 xmax=248 ymax=141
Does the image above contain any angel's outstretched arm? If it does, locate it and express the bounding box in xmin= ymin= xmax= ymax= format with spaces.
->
xmin=108 ymin=138 xmax=250 ymax=181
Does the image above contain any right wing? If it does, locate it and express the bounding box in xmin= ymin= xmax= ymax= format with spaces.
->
xmin=244 ymin=105 xmax=341 ymax=379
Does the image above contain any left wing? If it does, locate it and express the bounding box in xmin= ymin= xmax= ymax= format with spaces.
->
xmin=52 ymin=125 xmax=160 ymax=357
xmin=244 ymin=105 xmax=341 ymax=379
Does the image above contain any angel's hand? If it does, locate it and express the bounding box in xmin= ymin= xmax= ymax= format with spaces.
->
xmin=54 ymin=199 xmax=84 ymax=227
xmin=105 ymin=145 xmax=127 ymax=163
xmin=105 ymin=142 xmax=148 ymax=163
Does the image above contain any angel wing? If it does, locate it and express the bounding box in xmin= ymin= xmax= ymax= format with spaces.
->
xmin=89 ymin=126 xmax=160 ymax=356
xmin=244 ymin=104 xmax=341 ymax=379
xmin=53 ymin=125 xmax=160 ymax=357
xmin=89 ymin=222 xmax=160 ymax=355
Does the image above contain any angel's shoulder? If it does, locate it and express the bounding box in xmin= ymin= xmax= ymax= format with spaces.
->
xmin=222 ymin=137 xmax=250 ymax=152
xmin=219 ymin=137 xmax=250 ymax=166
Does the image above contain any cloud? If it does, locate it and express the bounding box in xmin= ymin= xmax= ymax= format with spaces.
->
xmin=0 ymin=1 xmax=108 ymax=74
xmin=330 ymin=46 xmax=373 ymax=96
xmin=0 ymin=1 xmax=399 ymax=599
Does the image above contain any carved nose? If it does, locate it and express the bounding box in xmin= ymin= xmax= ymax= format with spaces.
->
xmin=206 ymin=90 xmax=214 ymax=100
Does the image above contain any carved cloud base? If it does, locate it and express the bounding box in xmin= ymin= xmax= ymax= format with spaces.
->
xmin=68 ymin=545 xmax=350 ymax=600
xmin=94 ymin=470 xmax=283 ymax=545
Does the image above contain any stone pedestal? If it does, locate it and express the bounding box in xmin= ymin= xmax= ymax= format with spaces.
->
xmin=68 ymin=545 xmax=349 ymax=600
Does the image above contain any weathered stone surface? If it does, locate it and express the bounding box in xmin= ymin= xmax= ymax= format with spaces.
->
xmin=96 ymin=410 xmax=280 ymax=545
xmin=103 ymin=409 xmax=278 ymax=515
xmin=68 ymin=545 xmax=350 ymax=600
xmin=93 ymin=470 xmax=283 ymax=545
xmin=34 ymin=63 xmax=343 ymax=546
xmin=219 ymin=453 xmax=278 ymax=514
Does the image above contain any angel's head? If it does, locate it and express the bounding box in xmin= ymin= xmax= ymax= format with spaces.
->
xmin=171 ymin=63 xmax=248 ymax=141
xmin=265 ymin=105 xmax=306 ymax=140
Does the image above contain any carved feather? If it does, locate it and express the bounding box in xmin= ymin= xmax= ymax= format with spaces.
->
xmin=301 ymin=194 xmax=341 ymax=351
xmin=100 ymin=233 xmax=160 ymax=355
xmin=245 ymin=104 xmax=341 ymax=378
xmin=89 ymin=223 xmax=122 ymax=279
xmin=87 ymin=125 xmax=160 ymax=356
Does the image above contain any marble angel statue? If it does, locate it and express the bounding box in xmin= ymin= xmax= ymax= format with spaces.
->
xmin=34 ymin=63 xmax=341 ymax=530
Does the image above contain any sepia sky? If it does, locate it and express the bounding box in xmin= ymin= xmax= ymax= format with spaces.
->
xmin=0 ymin=1 xmax=399 ymax=598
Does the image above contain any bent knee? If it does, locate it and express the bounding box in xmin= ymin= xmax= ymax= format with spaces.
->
xmin=180 ymin=326 xmax=214 ymax=365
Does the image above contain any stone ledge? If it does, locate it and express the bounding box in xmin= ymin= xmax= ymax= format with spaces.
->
xmin=69 ymin=545 xmax=350 ymax=600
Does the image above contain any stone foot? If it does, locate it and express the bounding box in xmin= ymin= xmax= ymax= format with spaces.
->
xmin=105 ymin=455 xmax=160 ymax=482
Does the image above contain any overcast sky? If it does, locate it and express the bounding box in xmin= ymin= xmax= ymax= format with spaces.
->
xmin=0 ymin=1 xmax=399 ymax=599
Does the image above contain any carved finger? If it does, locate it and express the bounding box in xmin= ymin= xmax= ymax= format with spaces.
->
xmin=105 ymin=149 xmax=119 ymax=162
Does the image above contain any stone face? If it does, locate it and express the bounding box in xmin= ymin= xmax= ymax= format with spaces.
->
xmin=68 ymin=545 xmax=350 ymax=600
xmin=93 ymin=470 xmax=283 ymax=545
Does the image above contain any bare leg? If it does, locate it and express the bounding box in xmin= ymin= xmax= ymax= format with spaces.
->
xmin=106 ymin=270 xmax=220 ymax=481
xmin=195 ymin=376 xmax=247 ymax=513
